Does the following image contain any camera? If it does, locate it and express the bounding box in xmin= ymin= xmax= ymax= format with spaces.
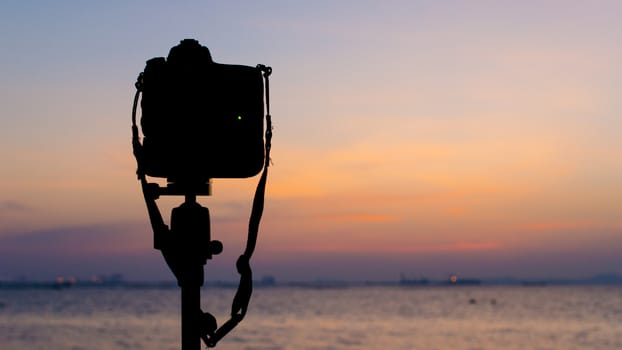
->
xmin=138 ymin=39 xmax=266 ymax=183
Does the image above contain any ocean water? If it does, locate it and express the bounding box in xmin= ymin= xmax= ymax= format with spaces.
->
xmin=1 ymin=285 xmax=621 ymax=350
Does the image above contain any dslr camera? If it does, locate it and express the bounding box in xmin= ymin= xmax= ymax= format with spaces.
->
xmin=138 ymin=39 xmax=266 ymax=184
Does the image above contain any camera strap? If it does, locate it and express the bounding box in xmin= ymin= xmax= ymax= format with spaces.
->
xmin=205 ymin=64 xmax=272 ymax=347
xmin=131 ymin=64 xmax=273 ymax=348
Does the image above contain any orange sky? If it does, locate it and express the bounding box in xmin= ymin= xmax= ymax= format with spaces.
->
xmin=0 ymin=1 xmax=621 ymax=281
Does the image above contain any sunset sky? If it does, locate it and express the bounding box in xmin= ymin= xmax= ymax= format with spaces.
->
xmin=1 ymin=1 xmax=621 ymax=282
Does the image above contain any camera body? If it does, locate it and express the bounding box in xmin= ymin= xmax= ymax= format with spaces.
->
xmin=139 ymin=39 xmax=265 ymax=183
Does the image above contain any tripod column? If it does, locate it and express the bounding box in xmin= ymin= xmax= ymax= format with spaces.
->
xmin=181 ymin=282 xmax=201 ymax=350
xmin=169 ymin=193 xmax=212 ymax=350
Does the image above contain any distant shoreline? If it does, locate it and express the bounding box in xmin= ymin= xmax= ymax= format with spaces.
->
xmin=1 ymin=273 xmax=621 ymax=290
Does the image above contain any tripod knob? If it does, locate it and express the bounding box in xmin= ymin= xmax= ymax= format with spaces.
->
xmin=210 ymin=240 xmax=223 ymax=255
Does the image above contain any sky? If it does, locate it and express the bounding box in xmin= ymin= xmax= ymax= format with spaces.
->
xmin=0 ymin=1 xmax=621 ymax=282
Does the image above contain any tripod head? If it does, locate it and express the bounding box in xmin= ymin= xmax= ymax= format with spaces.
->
xmin=142 ymin=180 xmax=212 ymax=199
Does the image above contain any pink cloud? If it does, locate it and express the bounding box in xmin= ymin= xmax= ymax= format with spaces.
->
xmin=315 ymin=213 xmax=400 ymax=223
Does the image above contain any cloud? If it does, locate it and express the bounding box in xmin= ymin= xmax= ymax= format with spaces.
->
xmin=0 ymin=221 xmax=168 ymax=280
xmin=268 ymin=241 xmax=504 ymax=255
xmin=0 ymin=222 xmax=155 ymax=256
xmin=316 ymin=213 xmax=400 ymax=223
xmin=0 ymin=200 xmax=30 ymax=212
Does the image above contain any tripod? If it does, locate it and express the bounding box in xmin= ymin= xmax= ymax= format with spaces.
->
xmin=139 ymin=169 xmax=267 ymax=348
xmin=141 ymin=180 xmax=221 ymax=349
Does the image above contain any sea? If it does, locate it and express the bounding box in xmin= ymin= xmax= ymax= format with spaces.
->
xmin=0 ymin=285 xmax=621 ymax=350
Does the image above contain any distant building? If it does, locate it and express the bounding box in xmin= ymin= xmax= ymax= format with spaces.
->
xmin=448 ymin=274 xmax=481 ymax=285
xmin=399 ymin=273 xmax=429 ymax=286
xmin=258 ymin=275 xmax=276 ymax=286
